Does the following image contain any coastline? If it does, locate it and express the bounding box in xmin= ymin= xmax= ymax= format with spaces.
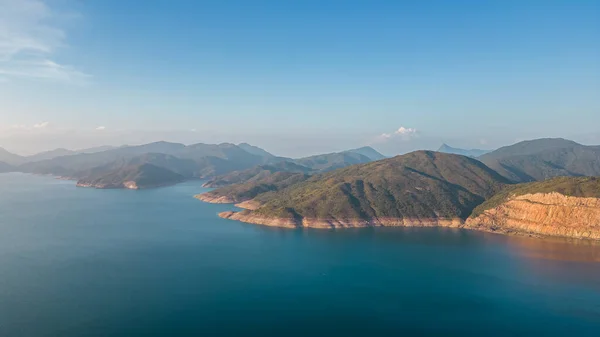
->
xmin=218 ymin=211 xmax=464 ymax=229
xmin=76 ymin=180 xmax=184 ymax=190
xmin=194 ymin=193 xmax=237 ymax=204
xmin=216 ymin=208 xmax=600 ymax=241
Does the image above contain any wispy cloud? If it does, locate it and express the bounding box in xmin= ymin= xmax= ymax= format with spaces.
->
xmin=0 ymin=0 xmax=90 ymax=83
xmin=33 ymin=121 xmax=50 ymax=128
xmin=95 ymin=126 xmax=106 ymax=130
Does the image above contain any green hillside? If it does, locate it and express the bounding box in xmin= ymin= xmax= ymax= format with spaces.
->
xmin=251 ymin=151 xmax=510 ymax=221
xmin=295 ymin=151 xmax=373 ymax=172
xmin=77 ymin=163 xmax=185 ymax=189
xmin=200 ymin=171 xmax=310 ymax=203
xmin=478 ymin=138 xmax=600 ymax=182
xmin=203 ymin=161 xmax=313 ymax=188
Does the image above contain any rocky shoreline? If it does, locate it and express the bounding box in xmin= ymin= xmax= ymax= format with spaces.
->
xmin=466 ymin=193 xmax=600 ymax=240
xmin=194 ymin=193 xmax=237 ymax=204
xmin=218 ymin=211 xmax=465 ymax=229
xmin=76 ymin=180 xmax=180 ymax=190
xmin=211 ymin=193 xmax=600 ymax=241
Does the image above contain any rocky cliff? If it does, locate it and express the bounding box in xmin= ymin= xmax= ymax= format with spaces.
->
xmin=466 ymin=192 xmax=600 ymax=240
xmin=218 ymin=211 xmax=464 ymax=229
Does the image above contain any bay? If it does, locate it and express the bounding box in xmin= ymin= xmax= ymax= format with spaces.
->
xmin=0 ymin=173 xmax=599 ymax=336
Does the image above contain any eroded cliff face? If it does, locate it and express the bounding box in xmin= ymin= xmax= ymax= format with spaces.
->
xmin=466 ymin=193 xmax=600 ymax=240
xmin=218 ymin=211 xmax=463 ymax=229
xmin=194 ymin=193 xmax=236 ymax=204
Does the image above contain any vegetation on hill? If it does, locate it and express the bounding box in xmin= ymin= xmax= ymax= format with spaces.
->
xmin=478 ymin=138 xmax=600 ymax=182
xmin=471 ymin=176 xmax=600 ymax=217
xmin=202 ymin=148 xmax=382 ymax=189
xmin=344 ymin=146 xmax=387 ymax=161
xmin=250 ymin=151 xmax=510 ymax=221
xmin=77 ymin=163 xmax=185 ymax=189
xmin=203 ymin=161 xmax=313 ymax=188
xmin=200 ymin=171 xmax=310 ymax=203
xmin=295 ymin=151 xmax=373 ymax=172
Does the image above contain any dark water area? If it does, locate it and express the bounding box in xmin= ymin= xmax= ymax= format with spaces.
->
xmin=0 ymin=173 xmax=599 ymax=336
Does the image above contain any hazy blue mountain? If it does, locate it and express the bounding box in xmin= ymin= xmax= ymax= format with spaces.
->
xmin=77 ymin=163 xmax=185 ymax=189
xmin=345 ymin=146 xmax=387 ymax=161
xmin=437 ymin=144 xmax=491 ymax=157
xmin=237 ymin=143 xmax=276 ymax=158
xmin=478 ymin=138 xmax=600 ymax=182
xmin=3 ymin=146 xmax=117 ymax=165
xmin=0 ymin=148 xmax=26 ymax=166
xmin=76 ymin=145 xmax=117 ymax=154
xmin=0 ymin=161 xmax=15 ymax=173
xmin=18 ymin=141 xmax=277 ymax=182
xmin=26 ymin=148 xmax=76 ymax=162
xmin=73 ymin=153 xmax=199 ymax=180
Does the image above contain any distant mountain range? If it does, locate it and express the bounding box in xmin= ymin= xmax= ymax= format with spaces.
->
xmin=0 ymin=146 xmax=118 ymax=166
xmin=478 ymin=138 xmax=600 ymax=182
xmin=0 ymin=142 xmax=386 ymax=190
xmin=437 ymin=144 xmax=491 ymax=157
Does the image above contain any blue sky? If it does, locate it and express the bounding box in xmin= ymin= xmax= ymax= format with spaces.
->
xmin=0 ymin=0 xmax=598 ymax=156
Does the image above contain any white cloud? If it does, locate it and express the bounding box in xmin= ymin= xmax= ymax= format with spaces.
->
xmin=375 ymin=125 xmax=419 ymax=143
xmin=395 ymin=126 xmax=417 ymax=136
xmin=95 ymin=126 xmax=106 ymax=131
xmin=33 ymin=121 xmax=49 ymax=128
xmin=0 ymin=0 xmax=89 ymax=83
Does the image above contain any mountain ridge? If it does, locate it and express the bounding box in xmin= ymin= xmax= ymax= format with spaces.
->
xmin=437 ymin=144 xmax=491 ymax=157
xmin=217 ymin=151 xmax=511 ymax=228
xmin=478 ymin=138 xmax=600 ymax=182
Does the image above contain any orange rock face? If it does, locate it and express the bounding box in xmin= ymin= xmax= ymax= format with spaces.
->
xmin=218 ymin=211 xmax=463 ymax=230
xmin=466 ymin=193 xmax=600 ymax=240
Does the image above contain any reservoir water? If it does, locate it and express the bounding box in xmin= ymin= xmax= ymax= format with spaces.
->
xmin=1 ymin=173 xmax=599 ymax=336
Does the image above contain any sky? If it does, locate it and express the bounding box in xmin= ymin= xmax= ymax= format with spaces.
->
xmin=0 ymin=0 xmax=598 ymax=157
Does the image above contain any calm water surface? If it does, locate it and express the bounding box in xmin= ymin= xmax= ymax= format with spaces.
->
xmin=1 ymin=173 xmax=599 ymax=336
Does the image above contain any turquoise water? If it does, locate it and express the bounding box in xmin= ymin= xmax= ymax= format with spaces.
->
xmin=1 ymin=173 xmax=599 ymax=337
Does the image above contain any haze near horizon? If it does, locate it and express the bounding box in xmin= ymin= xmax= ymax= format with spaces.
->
xmin=1 ymin=0 xmax=598 ymax=157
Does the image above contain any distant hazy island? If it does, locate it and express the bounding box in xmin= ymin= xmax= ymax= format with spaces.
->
xmin=198 ymin=138 xmax=600 ymax=241
xmin=0 ymin=142 xmax=383 ymax=190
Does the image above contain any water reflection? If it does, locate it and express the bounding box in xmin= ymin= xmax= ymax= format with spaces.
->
xmin=486 ymin=233 xmax=600 ymax=263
